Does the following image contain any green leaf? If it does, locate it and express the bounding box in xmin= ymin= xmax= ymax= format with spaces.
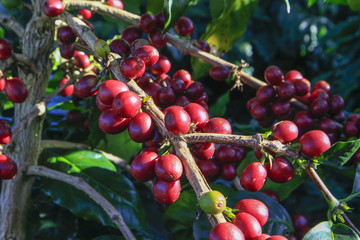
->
xmin=209 ymin=91 xmax=229 ymax=116
xmin=317 ymin=140 xmax=360 ymax=167
xmin=40 ymin=149 xmax=147 ymax=232
xmin=0 ymin=26 xmax=5 ymax=39
xmin=202 ymin=0 xmax=258 ymax=52
xmin=227 ymin=191 xmax=294 ymax=235
xmin=163 ymin=0 xmax=200 ymax=33
xmin=147 ymin=0 xmax=164 ymax=14
xmin=326 ymin=0 xmax=348 ymax=5
xmin=352 ymin=164 xmax=360 ymax=195
xmin=209 ymin=0 xmax=226 ymax=19
xmin=307 ymin=0 xmax=318 ymax=7
xmin=303 ymin=221 xmax=360 ymax=240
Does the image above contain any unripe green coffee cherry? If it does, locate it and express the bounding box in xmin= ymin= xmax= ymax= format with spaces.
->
xmin=199 ymin=190 xmax=226 ymax=215
xmin=94 ymin=39 xmax=110 ymax=58
xmin=1 ymin=0 xmax=22 ymax=9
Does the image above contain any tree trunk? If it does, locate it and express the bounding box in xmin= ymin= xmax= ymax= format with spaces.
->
xmin=0 ymin=1 xmax=54 ymax=239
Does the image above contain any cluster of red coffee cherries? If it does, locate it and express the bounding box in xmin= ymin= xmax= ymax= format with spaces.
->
xmin=0 ymin=119 xmax=16 ymax=180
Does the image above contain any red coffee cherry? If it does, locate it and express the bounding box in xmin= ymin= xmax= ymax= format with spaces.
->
xmin=79 ymin=9 xmax=93 ymax=19
xmin=60 ymin=43 xmax=75 ymax=59
xmin=256 ymin=85 xmax=276 ymax=103
xmin=299 ymin=130 xmax=331 ymax=158
xmin=42 ymin=0 xmax=64 ymax=17
xmin=112 ymin=91 xmax=141 ymax=118
xmin=5 ymin=77 xmax=28 ymax=103
xmin=233 ymin=212 xmax=262 ymax=239
xmin=271 ymin=100 xmax=291 ymax=116
xmin=140 ymin=13 xmax=157 ymax=33
xmin=74 ymin=75 xmax=98 ymax=98
xmin=215 ymin=145 xmax=237 ymax=164
xmin=155 ymin=154 xmax=183 ymax=182
xmin=186 ymin=81 xmax=204 ymax=101
xmin=247 ymin=97 xmax=260 ymax=111
xmin=58 ymin=78 xmax=74 ymax=97
xmin=318 ymin=118 xmax=337 ymax=133
xmin=148 ymin=28 xmax=168 ymax=48
xmin=310 ymin=99 xmax=329 ymax=118
xmin=109 ymin=39 xmax=131 ymax=57
xmin=292 ymin=78 xmax=311 ymax=96
xmin=234 ymin=146 xmax=247 ymax=163
xmin=184 ymin=103 xmax=209 ymax=131
xmin=209 ymin=222 xmax=245 ymax=240
xmin=313 ymin=80 xmax=331 ymax=94
xmin=191 ymin=142 xmax=215 ymax=160
xmin=311 ymin=89 xmax=329 ymax=102
xmin=155 ymin=12 xmax=164 ymax=28
xmin=250 ymin=103 xmax=271 ymax=121
xmin=158 ymin=86 xmax=176 ymax=107
xmin=220 ymin=164 xmax=237 ymax=181
xmin=293 ymin=214 xmax=308 ymax=231
xmin=197 ymin=158 xmax=220 ymax=182
xmin=266 ymin=157 xmax=294 ymax=183
xmin=329 ymin=94 xmax=344 ymax=114
xmin=97 ymin=80 xmax=129 ymax=106
xmin=128 ymin=112 xmax=154 ymax=142
xmin=130 ymin=151 xmax=158 ymax=182
xmin=0 ymin=76 xmax=5 ymax=91
xmin=209 ymin=66 xmax=231 ymax=81
xmin=277 ymin=81 xmax=296 ymax=101
xmin=285 ymin=70 xmax=303 ymax=82
xmin=174 ymin=16 xmax=194 ymax=37
xmin=144 ymin=82 xmax=161 ymax=106
xmin=271 ymin=121 xmax=298 ymax=144
xmin=98 ymin=109 xmax=130 ymax=134
xmin=150 ymin=56 xmax=171 ymax=75
xmin=240 ymin=162 xmax=267 ymax=192
xmin=0 ymin=39 xmax=13 ymax=60
xmin=252 ymin=234 xmax=271 ymax=240
xmin=107 ymin=0 xmax=123 ymax=9
xmin=293 ymin=111 xmax=314 ymax=131
xmin=120 ymin=56 xmax=145 ymax=79
xmin=344 ymin=121 xmax=359 ymax=137
xmin=121 ymin=25 xmax=142 ymax=44
xmin=193 ymin=40 xmax=210 ymax=52
xmin=0 ymin=119 xmax=11 ymax=144
xmin=134 ymin=45 xmax=159 ymax=67
xmin=173 ymin=69 xmax=192 ymax=87
xmin=235 ymin=199 xmax=269 ymax=226
xmin=74 ymin=51 xmax=91 ymax=69
xmin=267 ymin=236 xmax=288 ymax=240
xmin=264 ymin=65 xmax=284 ymax=86
xmin=58 ymin=26 xmax=76 ymax=44
xmin=96 ymin=95 xmax=110 ymax=111
xmin=0 ymin=154 xmax=17 ymax=180
xmin=153 ymin=178 xmax=181 ymax=204
xmin=202 ymin=117 xmax=232 ymax=134
xmin=164 ymin=106 xmax=191 ymax=135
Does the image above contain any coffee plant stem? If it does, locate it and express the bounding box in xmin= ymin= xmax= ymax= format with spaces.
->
xmin=26 ymin=165 xmax=136 ymax=240
xmin=0 ymin=13 xmax=24 ymax=38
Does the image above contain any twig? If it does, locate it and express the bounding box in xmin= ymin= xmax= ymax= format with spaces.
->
xmin=0 ymin=53 xmax=37 ymax=72
xmin=0 ymin=13 xmax=24 ymax=38
xmin=343 ymin=213 xmax=360 ymax=237
xmin=26 ymin=165 xmax=136 ymax=240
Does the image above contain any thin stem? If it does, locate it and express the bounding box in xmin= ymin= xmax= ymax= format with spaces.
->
xmin=26 ymin=165 xmax=136 ymax=240
xmin=0 ymin=13 xmax=24 ymax=38
xmin=343 ymin=213 xmax=360 ymax=237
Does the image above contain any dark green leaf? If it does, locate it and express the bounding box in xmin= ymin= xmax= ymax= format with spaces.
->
xmin=332 ymin=223 xmax=360 ymax=240
xmin=227 ymin=191 xmax=294 ymax=236
xmin=147 ymin=0 xmax=164 ymax=14
xmin=40 ymin=149 xmax=147 ymax=231
xmin=209 ymin=0 xmax=225 ymax=19
xmin=352 ymin=164 xmax=360 ymax=195
xmin=209 ymin=91 xmax=229 ymax=116
xmin=163 ymin=0 xmax=200 ymax=33
xmin=327 ymin=0 xmax=348 ymax=5
xmin=0 ymin=26 xmax=5 ymax=39
xmin=202 ymin=0 xmax=258 ymax=52
xmin=303 ymin=221 xmax=332 ymax=240
xmin=318 ymin=140 xmax=360 ymax=167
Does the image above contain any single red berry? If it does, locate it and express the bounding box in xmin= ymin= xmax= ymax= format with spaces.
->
xmin=193 ymin=40 xmax=210 ymax=52
xmin=0 ymin=154 xmax=17 ymax=180
xmin=5 ymin=77 xmax=28 ymax=103
xmin=271 ymin=121 xmax=298 ymax=144
xmin=0 ymin=76 xmax=5 ymax=91
xmin=247 ymin=97 xmax=260 ymax=111
xmin=184 ymin=103 xmax=209 ymax=131
xmin=74 ymin=75 xmax=98 ymax=98
xmin=120 ymin=56 xmax=145 ymax=79
xmin=58 ymin=78 xmax=74 ymax=97
xmin=107 ymin=0 xmax=123 ymax=9
xmin=284 ymin=70 xmax=303 ymax=82
xmin=277 ymin=81 xmax=296 ymax=101
xmin=266 ymin=157 xmax=294 ymax=183
xmin=202 ymin=117 xmax=232 ymax=134
xmin=97 ymin=80 xmax=129 ymax=106
xmin=175 ymin=16 xmax=194 ymax=37
xmin=313 ymin=80 xmax=331 ymax=94
xmin=131 ymin=151 xmax=158 ymax=182
xmin=42 ymin=0 xmax=64 ymax=17
xmin=121 ymin=25 xmax=142 ymax=44
xmin=293 ymin=111 xmax=314 ymax=131
xmin=234 ymin=146 xmax=247 ymax=163
xmin=197 ymin=158 xmax=220 ymax=182
xmin=233 ymin=212 xmax=262 ymax=239
xmin=240 ymin=162 xmax=267 ymax=192
xmin=329 ymin=95 xmax=344 ymax=114
xmin=0 ymin=39 xmax=13 ymax=60
xmin=153 ymin=178 xmax=181 ymax=204
xmin=140 ymin=13 xmax=157 ymax=33
xmin=250 ymin=103 xmax=271 ymax=121
xmin=215 ymin=145 xmax=237 ymax=164
xmin=164 ymin=106 xmax=191 ymax=135
xmin=60 ymin=43 xmax=75 ymax=59
xmin=128 ymin=112 xmax=154 ymax=142
xmin=299 ymin=130 xmax=331 ymax=158
xmin=186 ymin=81 xmax=204 ymax=101
xmin=150 ymin=56 xmax=171 ymax=75
xmin=209 ymin=66 xmax=231 ymax=81
xmin=158 ymin=86 xmax=176 ymax=107
xmin=333 ymin=111 xmax=346 ymax=123
xmin=148 ymin=28 xmax=168 ymax=48
xmin=191 ymin=142 xmax=215 ymax=160
xmin=155 ymin=154 xmax=183 ymax=182
xmin=310 ymin=99 xmax=329 ymax=118
xmin=311 ymin=89 xmax=329 ymax=102
xmin=74 ymin=51 xmax=91 ymax=69
xmin=264 ymin=65 xmax=284 ymax=85
xmin=173 ymin=69 xmax=192 ymax=87
xmin=344 ymin=121 xmax=359 ymax=137
xmin=0 ymin=119 xmax=11 ymax=144
xmin=292 ymin=78 xmax=311 ymax=96
xmin=256 ymin=85 xmax=276 ymax=103
xmin=271 ymin=100 xmax=291 ymax=116
xmin=109 ymin=39 xmax=131 ymax=57
xmin=112 ymin=91 xmax=141 ymax=118
xmin=235 ymin=199 xmax=269 ymax=226
xmin=79 ymin=9 xmax=93 ymax=19
xmin=58 ymin=26 xmax=76 ymax=44
xmin=209 ymin=222 xmax=245 ymax=240
xmin=293 ymin=214 xmax=308 ymax=231
xmin=98 ymin=109 xmax=130 ymax=134
xmin=134 ymin=45 xmax=159 ymax=67
xmin=318 ymin=118 xmax=337 ymax=133
xmin=155 ymin=12 xmax=164 ymax=29
xmin=96 ymin=95 xmax=110 ymax=111
xmin=220 ymin=164 xmax=237 ymax=181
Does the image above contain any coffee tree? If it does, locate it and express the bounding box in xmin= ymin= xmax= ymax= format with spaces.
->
xmin=0 ymin=0 xmax=360 ymax=239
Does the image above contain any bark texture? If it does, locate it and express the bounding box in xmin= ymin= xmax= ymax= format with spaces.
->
xmin=0 ymin=1 xmax=54 ymax=239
